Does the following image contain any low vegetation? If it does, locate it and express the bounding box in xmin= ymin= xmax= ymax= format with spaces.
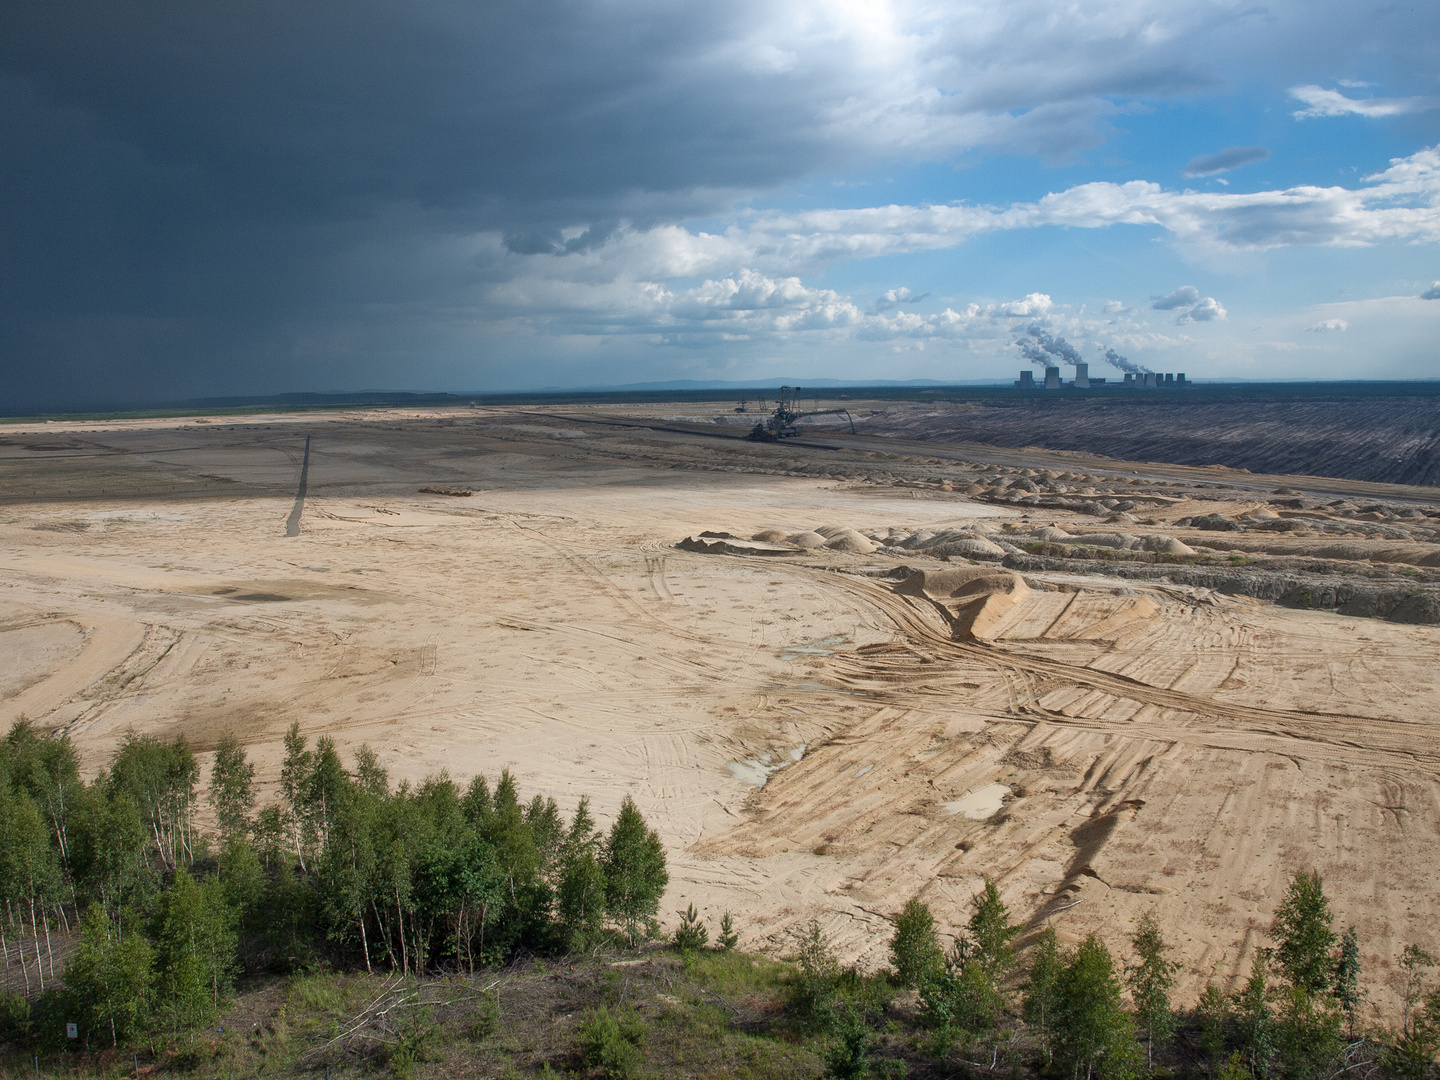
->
xmin=0 ymin=720 xmax=1437 ymax=1079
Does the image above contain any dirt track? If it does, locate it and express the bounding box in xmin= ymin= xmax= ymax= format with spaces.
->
xmin=2 ymin=406 xmax=1439 ymax=1022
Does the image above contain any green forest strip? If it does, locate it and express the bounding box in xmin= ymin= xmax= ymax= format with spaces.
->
xmin=0 ymin=722 xmax=1436 ymax=1079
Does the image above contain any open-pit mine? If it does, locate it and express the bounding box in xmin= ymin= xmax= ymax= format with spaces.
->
xmin=3 ymin=401 xmax=1439 ymax=1022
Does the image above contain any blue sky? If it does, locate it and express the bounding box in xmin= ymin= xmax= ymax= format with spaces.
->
xmin=3 ymin=0 xmax=1439 ymax=405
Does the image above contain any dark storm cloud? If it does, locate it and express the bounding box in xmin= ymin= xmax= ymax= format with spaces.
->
xmin=2 ymin=0 xmax=855 ymax=406
xmin=1183 ymin=145 xmax=1270 ymax=176
xmin=2 ymin=0 xmax=1437 ymax=408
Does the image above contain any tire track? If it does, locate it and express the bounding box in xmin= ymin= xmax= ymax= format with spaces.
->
xmin=815 ymin=571 xmax=1440 ymax=767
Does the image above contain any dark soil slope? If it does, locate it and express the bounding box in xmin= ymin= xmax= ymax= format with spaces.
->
xmin=859 ymin=386 xmax=1440 ymax=486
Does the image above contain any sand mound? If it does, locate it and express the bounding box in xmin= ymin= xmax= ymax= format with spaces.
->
xmin=929 ymin=537 xmax=1005 ymax=559
xmin=891 ymin=566 xmax=1030 ymax=640
xmin=751 ymin=529 xmax=789 ymax=543
xmin=1034 ymin=527 xmax=1071 ymax=542
xmin=787 ymin=531 xmax=828 ymax=549
xmin=1136 ymin=535 xmax=1195 ymax=555
xmin=677 ymin=536 xmax=796 ymax=556
xmin=825 ymin=529 xmax=878 ymax=554
xmin=897 ymin=529 xmax=936 ymax=549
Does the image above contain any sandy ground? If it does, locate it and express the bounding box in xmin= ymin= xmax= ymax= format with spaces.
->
xmin=3 ymin=408 xmax=1439 ymax=1022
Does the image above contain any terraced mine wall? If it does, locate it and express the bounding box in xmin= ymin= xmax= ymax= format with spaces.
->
xmin=857 ymin=383 xmax=1440 ymax=486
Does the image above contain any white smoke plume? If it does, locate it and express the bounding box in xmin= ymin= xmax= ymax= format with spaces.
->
xmin=1025 ymin=325 xmax=1082 ymax=368
xmin=1103 ymin=347 xmax=1150 ymax=374
xmin=1016 ymin=340 xmax=1051 ymax=369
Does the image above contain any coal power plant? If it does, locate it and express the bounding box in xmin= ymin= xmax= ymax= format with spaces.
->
xmin=1010 ymin=329 xmax=1187 ymax=390
xmin=1014 ymin=366 xmax=1188 ymax=389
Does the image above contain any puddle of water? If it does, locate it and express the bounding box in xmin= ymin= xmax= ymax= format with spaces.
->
xmin=942 ymin=783 xmax=1011 ymax=820
xmin=728 ymin=744 xmax=806 ymax=787
xmin=778 ymin=635 xmax=849 ymax=661
xmin=855 ymin=764 xmax=874 ymax=777
xmin=727 ymin=760 xmax=773 ymax=786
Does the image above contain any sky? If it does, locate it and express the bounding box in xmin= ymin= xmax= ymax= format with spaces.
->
xmin=3 ymin=0 xmax=1439 ymax=408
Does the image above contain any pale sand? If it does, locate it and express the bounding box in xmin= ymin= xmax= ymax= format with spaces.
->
xmin=3 ymin=409 xmax=1439 ymax=1023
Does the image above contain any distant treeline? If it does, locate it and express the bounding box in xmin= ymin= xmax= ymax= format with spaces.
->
xmin=0 ymin=721 xmax=668 ymax=1049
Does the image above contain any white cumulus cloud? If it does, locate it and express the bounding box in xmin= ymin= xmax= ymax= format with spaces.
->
xmin=1290 ymin=85 xmax=1440 ymax=119
xmin=1152 ymin=286 xmax=1226 ymax=324
xmin=1306 ymin=318 xmax=1348 ymax=332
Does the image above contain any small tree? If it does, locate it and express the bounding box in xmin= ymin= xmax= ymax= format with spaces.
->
xmin=1196 ymin=982 xmax=1231 ymax=1071
xmin=890 ymin=897 xmax=944 ymax=988
xmin=1023 ymin=925 xmax=1066 ymax=1070
xmin=1127 ymin=913 xmax=1178 ymax=1069
xmin=1274 ymin=984 xmax=1343 ymax=1080
xmin=62 ymin=906 xmax=154 ymax=1048
xmin=825 ymin=998 xmax=872 ymax=1079
xmin=556 ymin=844 xmax=607 ymax=953
xmin=922 ymin=879 xmax=1020 ymax=1048
xmin=1234 ymin=952 xmax=1276 ymax=1079
xmin=673 ymin=904 xmax=709 ymax=951
xmin=1271 ymin=871 xmax=1336 ymax=996
xmin=601 ymin=796 xmax=668 ymax=942
xmin=1054 ymin=935 xmax=1141 ymax=1080
xmin=207 ymin=734 xmax=255 ymax=840
xmin=279 ymin=723 xmax=314 ymax=869
xmin=1399 ymin=945 xmax=1436 ymax=1045
xmin=1332 ymin=925 xmax=1361 ymax=1036
xmin=792 ymin=919 xmax=842 ymax=1028
xmin=717 ymin=912 xmax=739 ymax=952
xmin=150 ymin=869 xmax=238 ymax=1030
xmin=962 ymin=878 xmax=1020 ymax=977
xmin=921 ymin=953 xmax=1006 ymax=1036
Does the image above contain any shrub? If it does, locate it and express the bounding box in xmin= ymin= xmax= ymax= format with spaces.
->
xmin=579 ymin=1004 xmax=647 ymax=1080
xmin=825 ymin=998 xmax=872 ymax=1079
xmin=388 ymin=997 xmax=444 ymax=1079
xmin=790 ymin=920 xmax=843 ymax=1029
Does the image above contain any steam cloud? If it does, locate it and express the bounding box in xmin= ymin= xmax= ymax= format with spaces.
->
xmin=1015 ymin=324 xmax=1083 ymax=369
xmin=1016 ymin=340 xmax=1052 ymax=370
xmin=1103 ymin=347 xmax=1150 ymax=374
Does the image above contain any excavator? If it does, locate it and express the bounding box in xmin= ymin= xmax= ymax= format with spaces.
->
xmin=746 ymin=386 xmax=856 ymax=441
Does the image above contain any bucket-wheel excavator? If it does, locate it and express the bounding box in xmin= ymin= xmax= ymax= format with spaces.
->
xmin=746 ymin=386 xmax=856 ymax=441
